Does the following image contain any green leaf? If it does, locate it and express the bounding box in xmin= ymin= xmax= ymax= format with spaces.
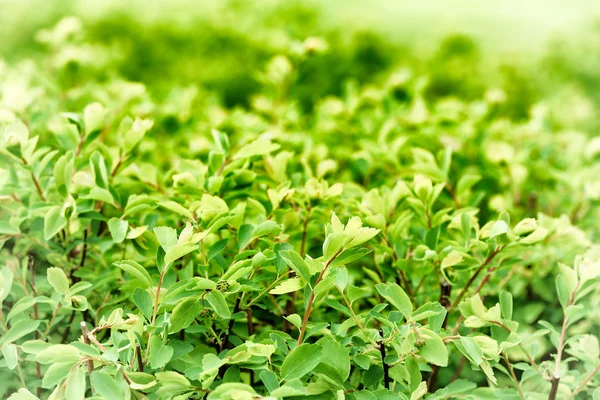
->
xmin=279 ymin=250 xmax=312 ymax=283
xmin=346 ymin=227 xmax=380 ymax=248
xmin=170 ymin=297 xmax=200 ymax=333
xmin=556 ymin=277 xmax=570 ymax=309
xmin=164 ymin=244 xmax=198 ymax=267
xmin=0 ymin=221 xmax=20 ymax=235
xmin=459 ymin=336 xmax=484 ymax=365
xmin=35 ymin=344 xmax=80 ymax=364
xmin=260 ymin=370 xmax=279 ymax=393
xmin=113 ymin=260 xmax=153 ymax=289
xmin=84 ymin=187 xmax=115 ymax=204
xmin=42 ymin=361 xmax=77 ymax=389
xmin=411 ymin=302 xmax=445 ymax=322
xmin=2 ymin=343 xmax=18 ymax=369
xmin=149 ymin=336 xmax=173 ymax=369
xmin=233 ymin=139 xmax=280 ymax=160
xmin=1 ymin=320 xmax=40 ymax=345
xmin=323 ymin=232 xmax=346 ymax=261
xmin=253 ymin=220 xmax=282 ymax=238
xmin=124 ymin=117 xmax=153 ymax=153
xmin=280 ymin=343 xmax=323 ymax=380
xmin=83 ymin=102 xmax=106 ymax=134
xmin=91 ymin=371 xmax=125 ymax=400
xmin=269 ymin=277 xmax=305 ymax=295
xmin=206 ymin=290 xmax=230 ymax=319
xmin=154 ymin=226 xmax=178 ymax=253
xmin=158 ymin=200 xmax=194 ymax=220
xmin=66 ymin=366 xmax=86 ymax=400
xmin=44 ymin=206 xmax=67 ymax=240
xmin=499 ymin=291 xmax=513 ymax=320
xmin=315 ymin=336 xmax=351 ymax=383
xmin=331 ymin=247 xmax=372 ymax=268
xmin=207 ymin=238 xmax=229 ymax=261
xmin=90 ymin=151 xmax=109 ymax=189
xmin=418 ymin=328 xmax=448 ymax=367
xmin=108 ymin=218 xmax=128 ymax=243
xmin=376 ymin=282 xmax=413 ymax=319
xmin=53 ymin=152 xmax=74 ymax=196
xmin=6 ymin=388 xmax=39 ymax=400
xmin=132 ymin=288 xmax=153 ymax=321
xmin=489 ymin=220 xmax=509 ymax=238
xmin=207 ymin=383 xmax=256 ymax=400
xmin=47 ymin=267 xmax=69 ymax=296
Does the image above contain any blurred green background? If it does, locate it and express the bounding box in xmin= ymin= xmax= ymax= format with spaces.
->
xmin=2 ymin=0 xmax=600 ymax=128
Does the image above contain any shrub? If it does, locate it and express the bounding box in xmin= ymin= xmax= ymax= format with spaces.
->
xmin=0 ymin=12 xmax=599 ymax=400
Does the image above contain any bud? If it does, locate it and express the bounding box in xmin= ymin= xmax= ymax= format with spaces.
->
xmin=414 ymin=174 xmax=432 ymax=201
xmin=513 ymin=218 xmax=537 ymax=236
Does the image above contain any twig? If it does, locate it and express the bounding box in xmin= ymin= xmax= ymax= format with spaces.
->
xmin=549 ymin=283 xmax=580 ymax=400
xmin=448 ymin=246 xmax=503 ymax=312
xmin=135 ymin=343 xmax=144 ymax=372
xmin=110 ymin=154 xmax=124 ymax=177
xmin=378 ymin=329 xmax=390 ymax=389
xmin=445 ymin=182 xmax=460 ymax=208
xmin=28 ymin=256 xmax=42 ymax=398
xmin=489 ymin=320 xmax=542 ymax=377
xmin=220 ymin=297 xmax=242 ymax=352
xmin=61 ymin=311 xmax=77 ymax=343
xmin=297 ymin=247 xmax=344 ymax=344
xmin=146 ymin=266 xmax=166 ymax=357
xmin=567 ymin=364 xmax=600 ymax=399
xmin=80 ymin=322 xmax=95 ymax=391
xmin=20 ymin=157 xmax=46 ymax=201
xmin=503 ymin=352 xmax=525 ymax=400
xmin=284 ymin=205 xmax=311 ymax=333
xmin=244 ymin=271 xmax=291 ymax=309
xmin=382 ymin=235 xmax=414 ymax=301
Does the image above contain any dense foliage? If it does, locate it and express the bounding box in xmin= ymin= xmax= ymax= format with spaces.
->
xmin=1 ymin=5 xmax=600 ymax=400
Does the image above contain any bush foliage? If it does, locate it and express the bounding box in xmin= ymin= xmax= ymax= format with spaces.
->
xmin=1 ymin=5 xmax=600 ymax=400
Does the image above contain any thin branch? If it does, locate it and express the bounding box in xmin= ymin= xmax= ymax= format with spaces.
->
xmin=378 ymin=329 xmax=390 ymax=389
xmin=568 ymin=364 xmax=600 ymax=399
xmin=28 ymin=256 xmax=42 ymax=398
xmin=448 ymin=246 xmax=503 ymax=312
xmin=297 ymin=247 xmax=344 ymax=344
xmin=80 ymin=322 xmax=95 ymax=392
xmin=382 ymin=235 xmax=414 ymax=300
xmin=503 ymin=352 xmax=525 ymax=400
xmin=135 ymin=343 xmax=144 ymax=372
xmin=549 ymin=283 xmax=580 ymax=400
xmin=61 ymin=311 xmax=77 ymax=343
xmin=20 ymin=157 xmax=46 ymax=201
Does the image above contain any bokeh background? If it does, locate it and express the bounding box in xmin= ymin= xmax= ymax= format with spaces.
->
xmin=2 ymin=0 xmax=600 ymax=131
